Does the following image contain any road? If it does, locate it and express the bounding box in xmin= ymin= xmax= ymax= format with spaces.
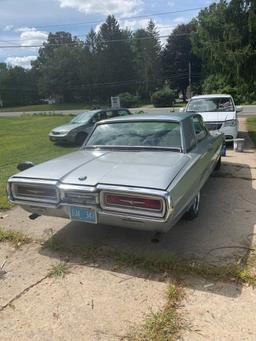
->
xmin=0 ymin=105 xmax=256 ymax=117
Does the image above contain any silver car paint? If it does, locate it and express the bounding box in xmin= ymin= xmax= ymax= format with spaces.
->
xmin=13 ymin=150 xmax=190 ymax=190
xmin=8 ymin=113 xmax=224 ymax=233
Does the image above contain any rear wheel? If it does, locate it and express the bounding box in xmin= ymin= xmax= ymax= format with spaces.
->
xmin=75 ymin=132 xmax=87 ymax=146
xmin=185 ymin=192 xmax=200 ymax=220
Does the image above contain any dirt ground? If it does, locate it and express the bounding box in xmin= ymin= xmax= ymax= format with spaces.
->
xmin=1 ymin=117 xmax=256 ymax=340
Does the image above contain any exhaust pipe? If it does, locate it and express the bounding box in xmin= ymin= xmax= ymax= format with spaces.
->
xmin=29 ymin=213 xmax=41 ymax=220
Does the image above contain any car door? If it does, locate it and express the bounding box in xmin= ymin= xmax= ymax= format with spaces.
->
xmin=192 ymin=115 xmax=218 ymax=185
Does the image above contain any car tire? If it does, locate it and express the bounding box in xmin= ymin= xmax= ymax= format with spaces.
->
xmin=75 ymin=132 xmax=87 ymax=146
xmin=214 ymin=156 xmax=221 ymax=171
xmin=185 ymin=192 xmax=200 ymax=220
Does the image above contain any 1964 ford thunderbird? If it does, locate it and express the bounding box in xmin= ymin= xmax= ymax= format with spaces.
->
xmin=7 ymin=113 xmax=224 ymax=233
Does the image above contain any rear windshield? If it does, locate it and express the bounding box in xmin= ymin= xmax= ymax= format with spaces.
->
xmin=86 ymin=121 xmax=182 ymax=151
xmin=187 ymin=97 xmax=234 ymax=112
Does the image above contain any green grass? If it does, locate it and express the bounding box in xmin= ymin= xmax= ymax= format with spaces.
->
xmin=0 ymin=103 xmax=90 ymax=112
xmin=247 ymin=116 xmax=256 ymax=146
xmin=43 ymin=238 xmax=256 ymax=286
xmin=130 ymin=284 xmax=182 ymax=341
xmin=0 ymin=228 xmax=30 ymax=247
xmin=0 ymin=115 xmax=78 ymax=209
xmin=48 ymin=262 xmax=71 ymax=278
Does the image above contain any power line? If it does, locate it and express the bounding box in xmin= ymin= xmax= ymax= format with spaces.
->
xmin=0 ymin=32 xmax=195 ymax=48
xmin=22 ymin=7 xmax=203 ymax=30
xmin=0 ymin=24 xmax=178 ymax=44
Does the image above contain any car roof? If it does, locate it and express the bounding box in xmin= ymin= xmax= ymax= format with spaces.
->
xmin=191 ymin=94 xmax=232 ymax=99
xmin=98 ymin=112 xmax=193 ymax=124
xmin=78 ymin=108 xmax=129 ymax=114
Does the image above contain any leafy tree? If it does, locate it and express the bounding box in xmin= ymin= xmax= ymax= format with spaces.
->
xmin=32 ymin=32 xmax=85 ymax=102
xmin=191 ymin=0 xmax=256 ymax=101
xmin=162 ymin=21 xmax=201 ymax=101
xmin=0 ymin=66 xmax=38 ymax=106
xmin=151 ymin=87 xmax=176 ymax=107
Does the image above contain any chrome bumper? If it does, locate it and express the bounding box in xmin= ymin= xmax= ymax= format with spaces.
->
xmin=8 ymin=180 xmax=174 ymax=233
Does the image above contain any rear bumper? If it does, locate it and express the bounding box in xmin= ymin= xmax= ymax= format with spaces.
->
xmin=8 ymin=182 xmax=174 ymax=233
xmin=18 ymin=203 xmax=175 ymax=233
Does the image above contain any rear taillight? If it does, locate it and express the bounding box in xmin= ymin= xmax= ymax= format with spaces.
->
xmin=104 ymin=193 xmax=162 ymax=211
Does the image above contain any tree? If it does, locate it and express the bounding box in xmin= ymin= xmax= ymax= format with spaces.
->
xmin=191 ymin=0 xmax=256 ymax=101
xmin=96 ymin=15 xmax=136 ymax=100
xmin=0 ymin=66 xmax=38 ymax=106
xmin=162 ymin=21 xmax=201 ymax=101
xmin=133 ymin=20 xmax=162 ymax=98
xmin=32 ymin=32 xmax=85 ymax=102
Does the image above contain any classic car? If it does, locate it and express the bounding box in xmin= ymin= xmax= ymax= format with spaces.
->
xmin=7 ymin=113 xmax=224 ymax=233
xmin=48 ymin=108 xmax=131 ymax=145
xmin=183 ymin=94 xmax=242 ymax=141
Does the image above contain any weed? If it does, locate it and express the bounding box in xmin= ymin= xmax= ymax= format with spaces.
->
xmin=48 ymin=262 xmax=71 ymax=278
xmin=43 ymin=236 xmax=64 ymax=251
xmin=43 ymin=238 xmax=256 ymax=286
xmin=0 ymin=228 xmax=30 ymax=247
xmin=130 ymin=284 xmax=182 ymax=341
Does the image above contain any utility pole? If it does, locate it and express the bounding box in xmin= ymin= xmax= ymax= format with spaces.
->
xmin=188 ymin=61 xmax=192 ymax=99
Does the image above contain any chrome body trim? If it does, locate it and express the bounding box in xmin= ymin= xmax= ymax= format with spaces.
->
xmin=8 ymin=178 xmax=59 ymax=204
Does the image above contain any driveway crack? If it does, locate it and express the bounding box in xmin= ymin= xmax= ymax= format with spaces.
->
xmin=0 ymin=274 xmax=49 ymax=312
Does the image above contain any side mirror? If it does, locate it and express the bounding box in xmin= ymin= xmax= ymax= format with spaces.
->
xmin=17 ymin=161 xmax=35 ymax=171
xmin=236 ymin=106 xmax=243 ymax=112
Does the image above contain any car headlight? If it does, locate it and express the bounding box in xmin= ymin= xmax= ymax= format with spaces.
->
xmin=223 ymin=119 xmax=237 ymax=127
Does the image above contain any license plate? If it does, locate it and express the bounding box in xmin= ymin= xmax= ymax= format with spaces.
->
xmin=69 ymin=206 xmax=97 ymax=224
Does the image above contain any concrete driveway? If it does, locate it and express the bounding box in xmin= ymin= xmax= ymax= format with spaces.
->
xmin=0 ymin=117 xmax=256 ymax=340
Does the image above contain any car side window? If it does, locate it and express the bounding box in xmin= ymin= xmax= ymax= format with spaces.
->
xmin=192 ymin=116 xmax=207 ymax=142
xmin=105 ymin=110 xmax=117 ymax=119
xmin=91 ymin=112 xmax=103 ymax=124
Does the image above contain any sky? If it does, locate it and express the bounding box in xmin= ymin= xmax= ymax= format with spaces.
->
xmin=0 ymin=0 xmax=214 ymax=68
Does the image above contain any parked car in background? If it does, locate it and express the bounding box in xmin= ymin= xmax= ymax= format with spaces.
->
xmin=49 ymin=108 xmax=131 ymax=145
xmin=183 ymin=94 xmax=242 ymax=141
xmin=8 ymin=113 xmax=224 ymax=233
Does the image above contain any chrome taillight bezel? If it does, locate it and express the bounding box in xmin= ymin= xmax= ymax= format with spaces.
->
xmin=8 ymin=178 xmax=59 ymax=204
xmin=99 ymin=190 xmax=166 ymax=218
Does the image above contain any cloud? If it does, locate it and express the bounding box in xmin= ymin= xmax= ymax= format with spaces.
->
xmin=3 ymin=25 xmax=14 ymax=32
xmin=173 ymin=16 xmax=187 ymax=23
xmin=15 ymin=27 xmax=48 ymax=47
xmin=56 ymin=0 xmax=143 ymax=17
xmin=120 ymin=18 xmax=149 ymax=31
xmin=168 ymin=1 xmax=175 ymax=7
xmin=120 ymin=19 xmax=175 ymax=45
xmin=6 ymin=55 xmax=37 ymax=69
xmin=95 ymin=18 xmax=175 ymax=45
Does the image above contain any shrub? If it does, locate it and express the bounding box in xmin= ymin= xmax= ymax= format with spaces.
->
xmin=151 ymin=88 xmax=176 ymax=107
xmin=118 ymin=92 xmax=139 ymax=108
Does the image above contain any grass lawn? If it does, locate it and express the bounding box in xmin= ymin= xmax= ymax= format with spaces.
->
xmin=0 ymin=115 xmax=78 ymax=209
xmin=0 ymin=103 xmax=90 ymax=112
xmin=247 ymin=117 xmax=256 ymax=146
